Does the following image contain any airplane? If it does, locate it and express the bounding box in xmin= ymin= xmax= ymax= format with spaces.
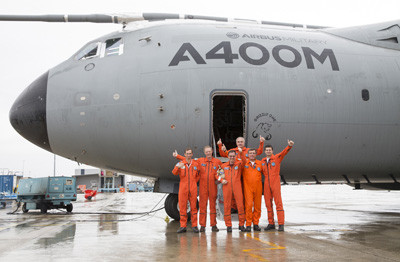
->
xmin=2 ymin=13 xmax=400 ymax=220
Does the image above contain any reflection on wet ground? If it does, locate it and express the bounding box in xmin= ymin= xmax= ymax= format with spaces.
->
xmin=0 ymin=185 xmax=399 ymax=261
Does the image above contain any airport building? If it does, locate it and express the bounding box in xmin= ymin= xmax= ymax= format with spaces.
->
xmin=73 ymin=169 xmax=126 ymax=193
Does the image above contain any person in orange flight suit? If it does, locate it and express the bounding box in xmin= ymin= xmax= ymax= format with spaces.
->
xmin=172 ymin=148 xmax=200 ymax=233
xmin=241 ymin=148 xmax=263 ymax=232
xmin=217 ymin=136 xmax=265 ymax=214
xmin=218 ymin=148 xmax=247 ymax=233
xmin=262 ymin=140 xmax=294 ymax=232
xmin=217 ymin=136 xmax=265 ymax=160
xmin=173 ymin=146 xmax=222 ymax=232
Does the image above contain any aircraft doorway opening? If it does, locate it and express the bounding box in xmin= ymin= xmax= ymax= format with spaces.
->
xmin=212 ymin=93 xmax=247 ymax=156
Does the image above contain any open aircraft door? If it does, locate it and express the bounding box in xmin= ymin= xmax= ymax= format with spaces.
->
xmin=211 ymin=91 xmax=247 ymax=221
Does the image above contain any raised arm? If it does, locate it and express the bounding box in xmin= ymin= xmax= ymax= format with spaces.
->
xmin=276 ymin=140 xmax=294 ymax=159
xmin=217 ymin=139 xmax=228 ymax=157
xmin=256 ymin=136 xmax=265 ymax=155
xmin=176 ymin=154 xmax=185 ymax=161
xmin=238 ymin=147 xmax=246 ymax=168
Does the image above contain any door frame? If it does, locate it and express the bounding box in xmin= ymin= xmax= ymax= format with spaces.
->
xmin=209 ymin=89 xmax=249 ymax=156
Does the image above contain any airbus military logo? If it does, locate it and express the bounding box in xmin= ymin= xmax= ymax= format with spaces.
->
xmin=227 ymin=32 xmax=240 ymax=39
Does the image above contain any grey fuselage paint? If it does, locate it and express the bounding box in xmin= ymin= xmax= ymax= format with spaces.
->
xmin=41 ymin=21 xmax=400 ymax=185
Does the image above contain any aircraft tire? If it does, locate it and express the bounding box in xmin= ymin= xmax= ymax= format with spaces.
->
xmin=165 ymin=193 xmax=180 ymax=221
xmin=165 ymin=193 xmax=199 ymax=222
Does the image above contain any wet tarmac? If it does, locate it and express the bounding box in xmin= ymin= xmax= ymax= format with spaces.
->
xmin=0 ymin=185 xmax=399 ymax=261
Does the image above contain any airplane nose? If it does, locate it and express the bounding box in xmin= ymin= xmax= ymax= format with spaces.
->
xmin=9 ymin=71 xmax=52 ymax=152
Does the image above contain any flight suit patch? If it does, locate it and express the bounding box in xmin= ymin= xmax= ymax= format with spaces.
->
xmin=201 ymin=163 xmax=206 ymax=167
xmin=257 ymin=167 xmax=261 ymax=171
xmin=235 ymin=166 xmax=238 ymax=170
xmin=213 ymin=166 xmax=217 ymax=170
xmin=271 ymin=162 xmax=276 ymax=167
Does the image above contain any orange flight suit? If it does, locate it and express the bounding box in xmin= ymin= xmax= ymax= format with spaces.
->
xmin=218 ymin=141 xmax=264 ymax=212
xmin=218 ymin=141 xmax=264 ymax=159
xmin=219 ymin=151 xmax=246 ymax=227
xmin=172 ymin=159 xmax=200 ymax=228
xmin=261 ymin=145 xmax=292 ymax=225
xmin=242 ymin=159 xmax=263 ymax=227
xmin=176 ymin=155 xmax=222 ymax=227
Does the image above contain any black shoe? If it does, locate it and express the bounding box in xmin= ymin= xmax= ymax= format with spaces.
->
xmin=200 ymin=226 xmax=206 ymax=232
xmin=212 ymin=226 xmax=219 ymax=232
xmin=246 ymin=226 xmax=251 ymax=232
xmin=227 ymin=226 xmax=232 ymax=232
xmin=177 ymin=227 xmax=187 ymax=233
xmin=254 ymin=225 xmax=261 ymax=231
xmin=239 ymin=226 xmax=246 ymax=232
xmin=278 ymin=225 xmax=284 ymax=232
xmin=264 ymin=224 xmax=275 ymax=231
xmin=192 ymin=227 xmax=199 ymax=233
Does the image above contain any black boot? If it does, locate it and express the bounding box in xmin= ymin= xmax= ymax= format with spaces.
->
xmin=246 ymin=226 xmax=252 ymax=232
xmin=227 ymin=226 xmax=232 ymax=232
xmin=239 ymin=226 xmax=246 ymax=232
xmin=253 ymin=225 xmax=261 ymax=231
xmin=278 ymin=225 xmax=284 ymax=232
xmin=264 ymin=224 xmax=275 ymax=231
xmin=200 ymin=226 xmax=206 ymax=232
xmin=212 ymin=226 xmax=219 ymax=232
xmin=177 ymin=227 xmax=187 ymax=233
xmin=192 ymin=226 xmax=199 ymax=233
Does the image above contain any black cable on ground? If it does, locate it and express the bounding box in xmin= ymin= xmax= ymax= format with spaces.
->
xmin=7 ymin=201 xmax=20 ymax=215
xmin=68 ymin=206 xmax=165 ymax=215
xmin=7 ymin=194 xmax=168 ymax=223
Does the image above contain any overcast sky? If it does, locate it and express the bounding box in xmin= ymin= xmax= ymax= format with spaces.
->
xmin=0 ymin=0 xmax=399 ymax=178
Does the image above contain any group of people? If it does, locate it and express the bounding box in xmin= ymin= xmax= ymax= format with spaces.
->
xmin=172 ymin=136 xmax=294 ymax=233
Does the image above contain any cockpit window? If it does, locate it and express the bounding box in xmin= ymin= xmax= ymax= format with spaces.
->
xmin=75 ymin=42 xmax=100 ymax=60
xmin=75 ymin=37 xmax=123 ymax=61
xmin=104 ymin=38 xmax=123 ymax=56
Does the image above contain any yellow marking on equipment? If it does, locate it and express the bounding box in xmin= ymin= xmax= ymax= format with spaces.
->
xmin=241 ymin=233 xmax=286 ymax=261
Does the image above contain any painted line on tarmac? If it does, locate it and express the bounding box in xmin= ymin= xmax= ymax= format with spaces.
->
xmin=242 ymin=233 xmax=286 ymax=261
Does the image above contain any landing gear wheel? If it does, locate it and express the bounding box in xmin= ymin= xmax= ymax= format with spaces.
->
xmin=165 ymin=194 xmax=180 ymax=221
xmin=40 ymin=205 xmax=48 ymax=214
xmin=66 ymin=204 xmax=73 ymax=213
xmin=164 ymin=193 xmax=199 ymax=221
xmin=1 ymin=202 xmax=6 ymax=209
xmin=22 ymin=203 xmax=28 ymax=213
xmin=87 ymin=196 xmax=92 ymax=200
